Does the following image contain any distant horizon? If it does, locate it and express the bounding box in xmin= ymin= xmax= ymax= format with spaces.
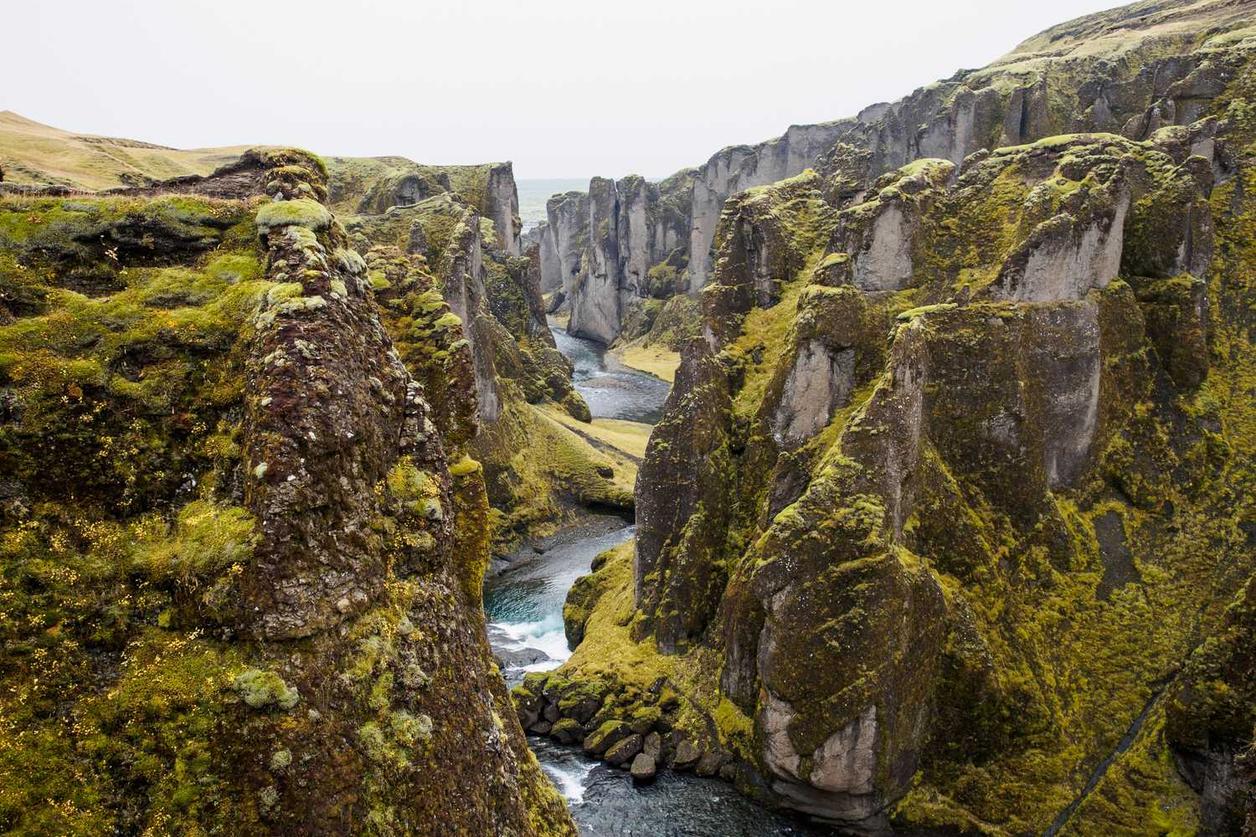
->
xmin=2 ymin=0 xmax=1131 ymax=180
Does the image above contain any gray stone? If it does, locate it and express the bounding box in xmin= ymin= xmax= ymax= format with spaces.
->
xmin=604 ymin=733 xmax=643 ymax=767
xmin=694 ymin=752 xmax=724 ymax=777
xmin=630 ymin=753 xmax=657 ymax=784
xmin=772 ymin=341 xmax=855 ymax=446
xmin=671 ymin=737 xmax=701 ymax=770
xmin=643 ymin=731 xmax=662 ymax=761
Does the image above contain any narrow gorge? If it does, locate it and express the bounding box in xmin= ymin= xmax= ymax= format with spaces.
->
xmin=1 ymin=0 xmax=1254 ymax=835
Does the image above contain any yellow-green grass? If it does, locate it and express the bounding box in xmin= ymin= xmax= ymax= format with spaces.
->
xmin=537 ymin=403 xmax=652 ymax=461
xmin=0 ymin=111 xmax=250 ymax=191
xmin=612 ymin=343 xmax=680 ymax=383
xmin=531 ymin=404 xmax=645 ymax=493
xmin=563 ymin=541 xmax=674 ymax=683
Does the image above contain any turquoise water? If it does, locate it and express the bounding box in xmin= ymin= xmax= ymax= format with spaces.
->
xmin=517 ymin=178 xmax=589 ymax=230
xmin=482 ymin=317 xmax=832 ymax=835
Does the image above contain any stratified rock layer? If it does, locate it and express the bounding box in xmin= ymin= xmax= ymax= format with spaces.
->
xmin=542 ymin=0 xmax=1256 ymax=347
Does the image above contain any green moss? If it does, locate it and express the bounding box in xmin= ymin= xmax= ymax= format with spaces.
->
xmin=896 ymin=302 xmax=957 ymax=321
xmin=434 ymin=311 xmax=463 ymax=330
xmin=449 ymin=456 xmax=482 ymax=477
xmin=255 ymin=198 xmax=333 ymax=232
xmin=0 ymin=199 xmax=269 ymax=511
xmin=232 ymin=669 xmax=300 ymax=711
xmin=358 ymin=710 xmax=433 ymax=768
xmin=132 ymin=500 xmax=257 ymax=582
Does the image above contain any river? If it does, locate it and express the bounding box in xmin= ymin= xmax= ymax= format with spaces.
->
xmin=483 ymin=326 xmax=831 ymax=836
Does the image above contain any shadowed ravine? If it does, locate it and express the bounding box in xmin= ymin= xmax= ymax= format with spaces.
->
xmin=484 ymin=326 xmax=827 ymax=836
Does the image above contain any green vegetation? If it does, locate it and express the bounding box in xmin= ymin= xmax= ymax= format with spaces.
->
xmin=233 ymin=669 xmax=301 ymax=711
xmin=254 ymin=198 xmax=333 ymax=232
xmin=473 ymin=399 xmax=633 ymax=550
xmin=548 ymin=40 xmax=1256 ymax=832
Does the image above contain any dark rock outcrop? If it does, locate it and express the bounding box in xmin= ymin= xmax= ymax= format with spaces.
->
xmin=552 ymin=7 xmax=1256 ymax=831
xmin=0 ymin=150 xmax=573 ymax=834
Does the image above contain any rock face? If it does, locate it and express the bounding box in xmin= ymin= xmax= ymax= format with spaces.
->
xmin=633 ymin=339 xmax=734 ymax=651
xmin=325 ymin=157 xmax=521 ymax=256
xmin=0 ymin=150 xmax=573 ymax=834
xmin=542 ymin=0 xmax=1256 ymax=347
xmin=555 ymin=6 xmax=1256 ymax=833
xmin=485 ymin=162 xmax=522 ymax=256
xmin=771 ymin=339 xmax=855 ymax=447
xmin=337 ymin=157 xmax=611 ymax=552
xmin=686 ymin=124 xmax=847 ymax=292
xmin=540 ymin=173 xmax=691 ymax=344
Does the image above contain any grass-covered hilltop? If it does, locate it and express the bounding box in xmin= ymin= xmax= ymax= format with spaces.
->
xmin=3 ymin=0 xmax=1256 ymax=834
xmin=523 ymin=1 xmax=1256 ymax=834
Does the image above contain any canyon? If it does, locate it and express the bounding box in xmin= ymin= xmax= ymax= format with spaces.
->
xmin=0 ymin=0 xmax=1254 ymax=834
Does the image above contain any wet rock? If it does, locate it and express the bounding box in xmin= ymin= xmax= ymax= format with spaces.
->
xmin=583 ymin=720 xmax=631 ymax=756
xmin=493 ymin=646 xmax=552 ymax=670
xmin=630 ymin=753 xmax=658 ymax=784
xmin=550 ymin=718 xmax=584 ymax=745
xmin=671 ymin=737 xmax=701 ymax=770
xmin=694 ymin=752 xmax=725 ymax=778
xmin=604 ymin=733 xmax=644 ymax=767
xmin=643 ymin=731 xmax=663 ymax=761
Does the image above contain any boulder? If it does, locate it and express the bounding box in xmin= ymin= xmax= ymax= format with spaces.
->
xmin=643 ymin=731 xmax=663 ymax=762
xmin=550 ymin=718 xmax=584 ymax=745
xmin=604 ymin=733 xmax=644 ymax=767
xmin=630 ymin=753 xmax=658 ymax=784
xmin=583 ymin=721 xmax=631 ymax=756
xmin=671 ymin=738 xmax=701 ymax=770
xmin=694 ymin=752 xmax=724 ymax=777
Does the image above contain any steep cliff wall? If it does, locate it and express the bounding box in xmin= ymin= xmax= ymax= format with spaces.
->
xmin=541 ymin=172 xmax=693 ymax=344
xmin=529 ymin=8 xmax=1256 ymax=833
xmin=546 ymin=0 xmax=1256 ymax=347
xmin=327 ymin=156 xmax=521 ymax=255
xmin=337 ymin=162 xmax=633 ymax=551
xmin=0 ymin=150 xmax=573 ymax=834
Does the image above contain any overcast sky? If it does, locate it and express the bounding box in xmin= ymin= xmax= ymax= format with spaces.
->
xmin=5 ymin=0 xmax=1127 ymax=179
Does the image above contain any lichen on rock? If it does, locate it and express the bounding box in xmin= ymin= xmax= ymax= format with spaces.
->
xmin=546 ymin=11 xmax=1256 ymax=832
xmin=0 ymin=147 xmax=573 ymax=835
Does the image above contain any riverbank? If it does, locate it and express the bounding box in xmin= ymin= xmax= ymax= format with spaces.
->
xmin=610 ymin=343 xmax=680 ymax=383
xmin=484 ymin=319 xmax=837 ymax=835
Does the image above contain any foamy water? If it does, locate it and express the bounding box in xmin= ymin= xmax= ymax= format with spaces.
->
xmin=484 ymin=525 xmax=635 ymax=682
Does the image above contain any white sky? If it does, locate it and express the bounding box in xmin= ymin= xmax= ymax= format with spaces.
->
xmin=4 ymin=0 xmax=1127 ymax=179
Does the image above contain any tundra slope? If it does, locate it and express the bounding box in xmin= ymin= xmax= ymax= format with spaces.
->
xmin=540 ymin=0 xmax=1256 ymax=350
xmin=0 ymin=149 xmax=573 ymax=834
xmin=525 ymin=4 xmax=1256 ymax=834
